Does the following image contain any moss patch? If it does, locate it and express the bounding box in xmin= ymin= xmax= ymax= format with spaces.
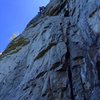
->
xmin=34 ymin=43 xmax=56 ymax=61
xmin=3 ymin=37 xmax=30 ymax=55
xmin=26 ymin=15 xmax=42 ymax=29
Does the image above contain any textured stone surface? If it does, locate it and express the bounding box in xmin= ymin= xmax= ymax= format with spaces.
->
xmin=0 ymin=0 xmax=100 ymax=100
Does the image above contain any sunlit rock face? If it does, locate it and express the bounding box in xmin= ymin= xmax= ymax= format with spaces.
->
xmin=0 ymin=0 xmax=100 ymax=100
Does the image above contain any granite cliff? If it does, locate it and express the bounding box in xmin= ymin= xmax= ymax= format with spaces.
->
xmin=0 ymin=0 xmax=100 ymax=100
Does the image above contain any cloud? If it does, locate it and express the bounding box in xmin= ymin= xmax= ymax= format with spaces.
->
xmin=0 ymin=52 xmax=2 ymax=55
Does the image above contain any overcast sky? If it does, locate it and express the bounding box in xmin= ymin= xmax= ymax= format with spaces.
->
xmin=0 ymin=0 xmax=49 ymax=52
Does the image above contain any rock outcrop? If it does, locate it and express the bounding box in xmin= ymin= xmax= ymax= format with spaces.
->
xmin=0 ymin=0 xmax=100 ymax=100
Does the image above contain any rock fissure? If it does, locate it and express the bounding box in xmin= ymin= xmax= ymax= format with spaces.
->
xmin=66 ymin=48 xmax=75 ymax=100
xmin=68 ymin=65 xmax=74 ymax=100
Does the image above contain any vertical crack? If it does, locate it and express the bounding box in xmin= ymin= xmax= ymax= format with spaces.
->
xmin=68 ymin=65 xmax=74 ymax=100
xmin=66 ymin=50 xmax=75 ymax=100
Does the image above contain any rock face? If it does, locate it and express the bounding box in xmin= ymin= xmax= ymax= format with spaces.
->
xmin=0 ymin=0 xmax=100 ymax=100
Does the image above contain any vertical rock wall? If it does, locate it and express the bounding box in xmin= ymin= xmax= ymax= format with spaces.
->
xmin=0 ymin=0 xmax=100 ymax=100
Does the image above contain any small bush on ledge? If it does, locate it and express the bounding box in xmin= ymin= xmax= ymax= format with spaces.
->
xmin=3 ymin=37 xmax=30 ymax=55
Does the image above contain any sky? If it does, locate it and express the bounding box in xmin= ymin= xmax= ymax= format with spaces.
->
xmin=0 ymin=0 xmax=49 ymax=52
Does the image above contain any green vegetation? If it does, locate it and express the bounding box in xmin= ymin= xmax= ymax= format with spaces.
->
xmin=3 ymin=37 xmax=30 ymax=55
xmin=26 ymin=15 xmax=42 ymax=29
xmin=34 ymin=43 xmax=56 ymax=61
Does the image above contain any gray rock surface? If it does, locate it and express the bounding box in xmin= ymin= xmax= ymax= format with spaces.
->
xmin=0 ymin=0 xmax=100 ymax=100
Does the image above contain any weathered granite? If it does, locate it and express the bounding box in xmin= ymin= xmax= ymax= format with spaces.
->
xmin=0 ymin=0 xmax=100 ymax=100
